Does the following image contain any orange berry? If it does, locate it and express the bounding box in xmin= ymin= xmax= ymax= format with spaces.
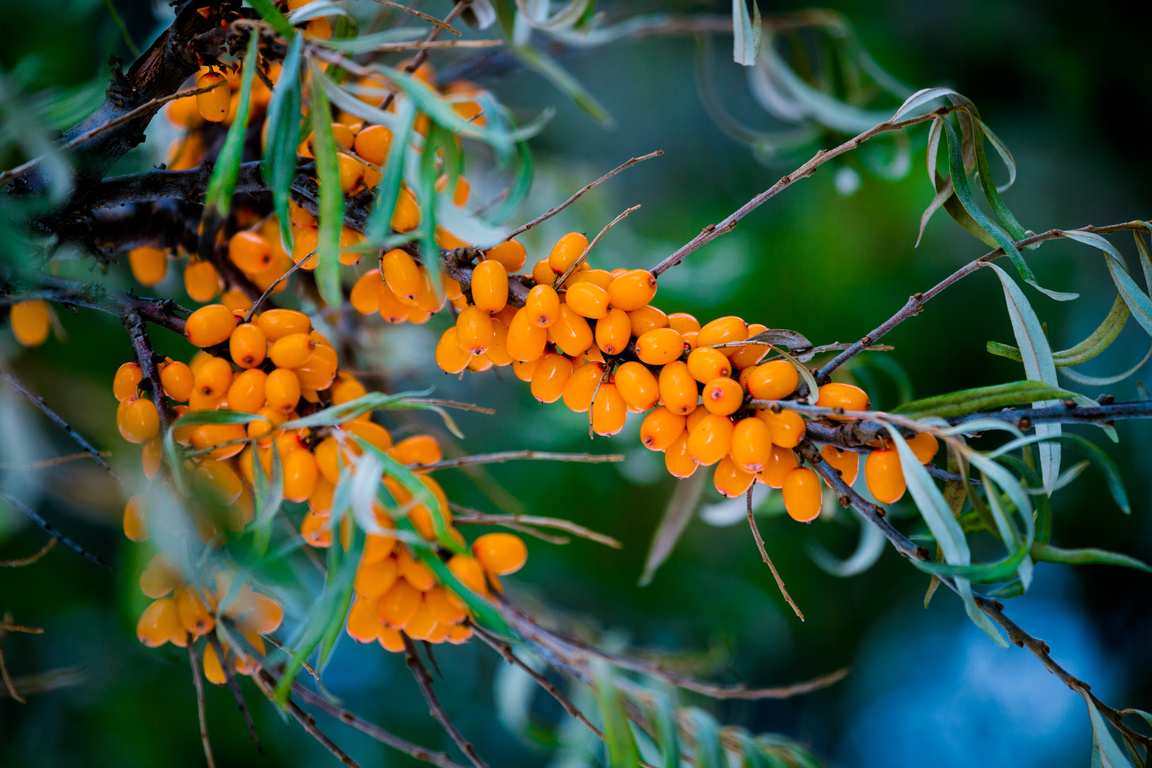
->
xmin=255 ymin=309 xmax=311 ymax=342
xmin=687 ymin=347 xmax=731 ymax=384
xmin=640 ymin=407 xmax=686 ymax=451
xmin=196 ymin=72 xmax=229 ymax=122
xmin=379 ymin=628 xmax=406 ymax=652
xmin=525 ymin=284 xmax=561 ymax=327
xmin=667 ymin=313 xmax=701 ymax=335
xmin=228 ymin=323 xmax=267 ymax=368
xmin=282 ymin=449 xmax=320 ymax=502
xmin=757 ymin=408 xmax=806 ymax=448
xmin=425 ymin=586 xmax=467 ymax=624
xmin=531 ymin=258 xmax=554 ymax=286
xmin=471 ymin=259 xmax=509 ymax=314
xmin=456 ymin=306 xmax=494 ymax=355
xmin=702 ymin=377 xmax=744 ymax=416
xmin=865 ymin=449 xmax=906 ymax=503
xmin=268 ymin=332 xmax=315 ymax=369
xmin=607 ymin=269 xmax=657 ymax=311
xmin=561 ymin=361 xmax=604 ymax=413
xmin=346 ymin=594 xmax=382 ymax=643
xmin=908 ymin=433 xmax=939 ymax=464
xmin=730 ymin=417 xmax=773 ymax=472
xmin=472 ymin=533 xmax=527 ymax=575
xmin=227 ymin=369 xmax=267 ymax=414
xmin=184 ymin=259 xmax=221 ymax=302
xmin=686 ymin=413 xmax=734 ymax=466
xmin=377 ymin=579 xmax=422 ymax=628
xmin=118 ymin=397 xmax=160 ymax=443
xmin=565 ymin=282 xmax=610 ymax=320
xmin=390 ymin=435 xmax=442 ymax=466
xmin=746 ymin=361 xmax=800 ymax=401
xmin=730 ymin=323 xmax=769 ymax=369
xmin=264 ymin=368 xmax=301 ymax=412
xmin=663 ymin=432 xmax=698 ymax=479
xmin=486 ymin=320 xmax=512 ymax=366
xmin=595 ymin=308 xmax=632 ymax=356
xmin=628 ymin=305 xmax=669 ymax=337
xmin=820 ymin=445 xmax=859 ymax=486
xmin=512 ymin=359 xmax=540 ymax=384
xmin=447 ymin=553 xmax=488 ymax=596
xmin=166 ymin=95 xmax=200 ymax=128
xmin=614 ymin=361 xmax=660 ymax=411
xmin=381 ymin=249 xmax=423 ymax=300
xmin=350 ymin=270 xmax=384 ymax=314
xmin=139 ymin=554 xmax=180 ymax=599
xmin=113 ymin=362 xmax=143 ymax=402
xmin=356 ymin=556 xmax=401 ymax=598
xmin=228 ymin=231 xmax=272 ymax=273
xmin=658 ymin=361 xmax=699 ymax=415
xmin=344 ymin=420 xmax=393 ymax=454
xmin=757 ymin=445 xmax=798 ymax=488
xmin=548 ymin=232 xmax=589 ymax=274
xmin=295 ymin=345 xmax=338 ymax=390
xmin=10 ymin=300 xmax=51 ymax=347
xmin=291 ymin=227 xmax=319 ymax=270
xmin=635 ymin=328 xmax=684 ymax=366
xmin=485 ymin=240 xmax=527 ymax=272
xmin=390 ymin=185 xmax=421 ymax=233
xmin=435 ymin=327 xmax=472 ymax=374
xmin=142 ymin=438 xmax=163 ymax=479
xmin=193 ymin=355 xmax=232 ymax=400
xmin=176 ymin=585 xmax=215 ymax=637
xmin=185 ymin=304 xmax=238 ymax=347
xmin=190 ymin=423 xmax=247 ymax=461
xmin=713 ymin=455 xmax=756 ymax=498
xmin=336 ymin=152 xmax=365 ymax=193
xmin=221 ymin=288 xmax=252 ymax=313
xmin=570 ymin=269 xmax=614 ymax=290
xmin=591 ymin=382 xmax=627 ymax=435
xmin=815 ymin=382 xmax=870 ymax=419
xmin=547 ymin=304 xmax=594 ymax=357
xmin=301 ymin=509 xmax=332 ymax=547
xmin=697 ymin=316 xmax=748 ymax=355
xmin=353 ymin=124 xmax=392 ymax=165
xmin=137 ymin=597 xmax=185 ymax=648
xmin=530 ymin=353 xmax=573 ymax=403
xmin=194 ymin=459 xmax=244 ymax=505
xmin=128 ymin=246 xmax=168 ymax=286
xmin=123 ymin=494 xmax=148 ymax=542
xmin=783 ymin=467 xmax=822 ymax=522
xmin=398 ymin=548 xmax=437 ymax=591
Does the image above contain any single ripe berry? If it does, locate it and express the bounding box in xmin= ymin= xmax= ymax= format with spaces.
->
xmin=687 ymin=347 xmax=731 ymax=383
xmin=819 ymin=445 xmax=859 ymax=485
xmin=136 ymin=597 xmax=184 ymax=648
xmin=123 ymin=494 xmax=148 ymax=542
xmin=291 ymin=227 xmax=319 ymax=270
xmin=185 ymin=304 xmax=238 ymax=347
xmin=686 ymin=413 xmax=734 ymax=467
xmin=229 ymin=323 xmax=268 ymax=368
xmin=196 ymin=71 xmax=230 ymax=122
xmin=659 ymin=360 xmax=699 ymax=415
xmin=485 ymin=240 xmax=527 ymax=272
xmin=531 ymin=258 xmax=554 ymax=286
xmin=190 ymin=423 xmax=247 ymax=461
xmin=486 ymin=321 xmax=512 ymax=367
xmin=295 ymin=345 xmax=337 ymax=390
xmin=697 ymin=316 xmax=748 ymax=355
xmin=548 ymin=232 xmax=589 ymax=275
xmin=269 ymin=332 xmax=316 ymax=369
xmin=614 ymin=361 xmax=661 ymax=411
xmin=255 ymin=309 xmax=311 ymax=342
xmin=595 ymin=308 xmax=632 ymax=356
xmin=505 ymin=309 xmax=547 ymax=362
xmin=128 ymin=246 xmax=168 ymax=286
xmin=907 ymin=433 xmax=939 ymax=464
xmin=390 ymin=435 xmax=443 ymax=466
xmin=745 ymin=360 xmax=800 ymax=401
xmin=471 ymin=260 xmax=509 ymax=314
xmin=336 ymin=152 xmax=366 ymax=194
xmin=193 ymin=356 xmax=233 ymax=399
xmin=10 ymin=300 xmax=51 ymax=346
xmin=185 ymin=259 xmax=222 ymax=302
xmin=447 ymin=553 xmax=489 ymax=597
xmin=113 ymin=363 xmax=143 ymax=402
xmin=472 ymin=533 xmax=527 ymax=575
xmin=864 ymin=449 xmax=905 ymax=503
xmin=668 ymin=312 xmax=701 ymax=335
xmin=353 ymin=124 xmax=392 ymax=165
xmin=703 ymin=377 xmax=744 ymax=416
xmin=436 ymin=328 xmax=472 ymax=374
xmin=377 ymin=578 xmax=422 ymax=629
xmin=265 ymin=368 xmax=302 ymax=412
xmin=636 ymin=328 xmax=684 ymax=366
xmin=525 ymin=284 xmax=561 ymax=328
xmin=547 ymin=305 xmax=594 ymax=357
xmin=565 ymin=282 xmax=610 ymax=320
xmin=628 ymin=305 xmax=668 ymax=338
xmin=194 ymin=460 xmax=244 ymax=505
xmin=118 ymin=398 xmax=160 ymax=444
xmin=350 ymin=271 xmax=384 ymax=314
xmin=228 ymin=231 xmax=272 ymax=273
xmin=570 ymin=268 xmax=614 ymax=289
xmin=664 ymin=432 xmax=698 ymax=479
xmin=757 ymin=408 xmax=806 ymax=448
xmin=381 ymin=249 xmax=423 ymax=300
xmin=456 ymin=306 xmax=494 ymax=355
xmin=607 ymin=269 xmax=657 ymax=311
xmin=640 ymin=407 xmax=685 ymax=451
xmin=390 ymin=185 xmax=422 ymax=234
xmin=815 ymin=382 xmax=870 ymax=419
xmin=561 ymin=362 xmax=604 ymax=413
xmin=160 ymin=361 xmax=194 ymax=402
xmin=730 ymin=417 xmax=772 ymax=472
xmin=142 ymin=438 xmax=163 ymax=479
xmin=591 ymin=382 xmax=627 ymax=435
xmin=283 ymin=449 xmax=320 ymax=502
xmin=713 ymin=455 xmax=756 ymax=498
xmin=783 ymin=467 xmax=822 ymax=522
xmin=227 ymin=369 xmax=267 ymax=414
xmin=757 ymin=445 xmax=797 ymax=488
xmin=530 ymin=353 xmax=573 ymax=403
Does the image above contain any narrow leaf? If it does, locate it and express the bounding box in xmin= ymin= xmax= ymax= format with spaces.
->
xmin=309 ymin=63 xmax=344 ymax=309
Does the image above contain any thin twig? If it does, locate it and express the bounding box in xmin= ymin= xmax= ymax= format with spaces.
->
xmin=248 ymin=667 xmax=363 ymax=768
xmin=245 ymin=251 xmax=315 ymax=322
xmin=0 ymin=538 xmax=56 ymax=567
xmin=0 ymin=452 xmax=112 ymax=470
xmin=364 ymin=0 xmax=463 ymax=34
xmin=402 ymin=398 xmax=496 ymax=415
xmin=208 ymin=633 xmax=263 ymax=755
xmin=0 ymin=491 xmax=112 ymax=569
xmin=418 ymin=450 xmax=625 ymax=471
xmin=448 ymin=503 xmax=622 ymax=548
xmin=403 ymin=634 xmax=490 ymax=768
xmin=187 ymin=642 xmax=217 ymax=768
xmin=745 ymin=489 xmax=804 ymax=620
xmin=504 ymin=151 xmax=663 ymax=241
xmin=0 ymin=369 xmax=113 ymax=475
xmin=377 ymin=0 xmax=473 ymax=113
xmin=553 ymin=204 xmax=641 ymax=288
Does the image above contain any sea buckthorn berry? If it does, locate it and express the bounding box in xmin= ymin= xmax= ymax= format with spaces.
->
xmin=664 ymin=433 xmax=698 ymax=479
xmin=228 ymin=231 xmax=272 ymax=273
xmin=301 ymin=510 xmax=332 ymax=548
xmin=330 ymin=375 xmax=368 ymax=408
xmin=486 ymin=321 xmax=512 ymax=366
xmin=659 ymin=360 xmax=699 ymax=415
xmin=565 ymin=282 xmax=610 ymax=320
xmin=113 ymin=363 xmax=143 ymax=402
xmin=194 ymin=356 xmax=232 ymax=399
xmin=668 ymin=313 xmax=701 ymax=335
xmin=118 ymin=398 xmax=160 ymax=444
xmin=282 ymin=449 xmax=320 ymax=503
xmin=525 ymin=284 xmax=561 ymax=328
xmin=697 ymin=316 xmax=748 ymax=356
xmin=746 ymin=361 xmax=800 ymax=401
xmin=471 ymin=260 xmax=508 ymax=314
xmin=306 ymin=15 xmax=333 ymax=39
xmin=269 ymin=332 xmax=315 ymax=369
xmin=176 ymin=586 xmax=214 ymax=637
xmin=595 ymin=308 xmax=632 ymax=356
xmin=229 ymin=323 xmax=267 ymax=369
xmin=391 ymin=435 xmax=442 ymax=466
xmin=908 ymin=433 xmax=939 ymax=464
xmin=123 ymin=494 xmax=148 ymax=542
xmin=614 ymin=361 xmax=661 ymax=411
xmin=265 ymin=368 xmax=301 ymax=412
xmin=530 ymin=353 xmax=573 ymax=404
xmin=185 ymin=304 xmax=238 ymax=347
xmin=548 ymin=232 xmax=589 ymax=275
xmin=345 ymin=595 xmax=382 ymax=643
xmin=190 ymin=423 xmax=247 ymax=461
xmin=194 ymin=460 xmax=244 ymax=505
xmin=628 ymin=305 xmax=669 ymax=337
xmin=255 ymin=309 xmax=311 ymax=342
xmin=184 ymin=259 xmax=222 ymax=302
xmin=425 ymin=586 xmax=467 ymax=624
xmin=289 ymin=201 xmax=317 ymax=229
xmin=350 ymin=270 xmax=384 ymax=314
xmin=783 ymin=467 xmax=823 ymax=522
xmin=820 ymin=445 xmax=859 ymax=485
xmin=390 ymin=186 xmax=421 ymax=234
xmin=562 ymin=362 xmax=605 ymax=413
xmin=128 ymin=246 xmax=168 ymax=286
xmin=714 ymin=456 xmax=756 ymax=498
xmin=815 ymin=382 xmax=870 ymax=419
xmin=757 ymin=407 xmax=806 ymax=448
xmin=398 ymin=549 xmax=437 ymax=591
xmin=530 ymin=258 xmax=553 ymax=286
xmin=296 ymin=346 xmax=338 ymax=391
xmin=570 ymin=269 xmax=614 ymax=289
xmin=336 ymin=153 xmax=366 ymax=193
xmin=404 ymin=603 xmax=438 ymax=641
xmin=10 ymin=300 xmax=51 ymax=346
xmin=447 ymin=553 xmax=488 ymax=597
xmin=221 ymin=289 xmax=253 ymax=313
xmin=381 ymin=249 xmax=423 ymax=300
xmin=703 ymin=377 xmax=744 ymax=415
xmin=139 ymin=555 xmax=180 ymax=600
xmin=730 ymin=323 xmax=770 ymax=370
xmin=473 ymin=533 xmax=528 ymax=575
xmin=640 ymin=407 xmax=686 ymax=451
xmin=456 ymin=306 xmax=494 ymax=356
xmin=344 ymin=420 xmax=393 ymax=454
xmin=758 ymin=445 xmax=798 ymax=488
xmin=377 ymin=579 xmax=422 ymax=628
xmin=436 ymin=327 xmax=472 ymax=374
xmin=137 ymin=597 xmax=185 ymax=648
xmin=355 ymin=557 xmax=398 ymax=598
xmin=687 ymin=413 xmax=735 ymax=466
xmin=636 ymin=328 xmax=684 ymax=366
xmin=291 ymin=227 xmax=319 ymax=270
xmin=512 ymin=358 xmax=539 ymax=382
xmin=338 ymin=227 xmax=366 ymax=266
xmin=730 ymin=418 xmax=773 ymax=472
xmin=196 ymin=71 xmax=229 ymax=122
xmin=687 ymin=347 xmax=731 ymax=384
xmin=166 ymin=95 xmax=199 ymax=128
xmin=142 ymin=438 xmax=163 ymax=479
xmin=486 ymin=240 xmax=527 ymax=272
xmin=865 ymin=449 xmax=906 ymax=504
xmin=353 ymin=124 xmax=392 ymax=164
xmin=314 ymin=437 xmax=340 ymax=484
xmin=548 ymin=305 xmax=595 ymax=357
xmin=227 ymin=369 xmax=267 ymax=414
xmin=591 ymin=382 xmax=627 ymax=435
xmin=506 ymin=308 xmax=547 ymax=362
xmin=607 ymin=269 xmax=657 ymax=311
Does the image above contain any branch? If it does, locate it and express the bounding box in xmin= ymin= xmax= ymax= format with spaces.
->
xmin=0 ymin=490 xmax=112 ymax=569
xmin=1 ymin=273 xmax=188 ymax=335
xmin=745 ymin=489 xmax=804 ymax=620
xmin=448 ymin=503 xmax=622 ymax=549
xmin=0 ymin=538 xmax=56 ymax=568
xmin=0 ymin=368 xmax=113 ymax=475
xmin=418 ymin=450 xmax=625 ymax=471
xmin=402 ymin=634 xmax=490 ymax=768
xmin=187 ymin=642 xmax=218 ymax=768
xmin=208 ymin=633 xmax=263 ymax=755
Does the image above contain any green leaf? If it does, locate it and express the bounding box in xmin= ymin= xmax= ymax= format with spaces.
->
xmin=202 ymin=33 xmax=260 ymax=223
xmin=412 ymin=542 xmax=513 ymax=636
xmin=308 ymin=63 xmax=344 ymax=309
xmin=894 ymin=380 xmax=1075 ymax=418
xmin=312 ymin=28 xmax=424 ymax=54
xmin=251 ymin=441 xmax=284 ymax=558
xmin=593 ymin=660 xmax=641 ymax=768
xmin=653 ymin=689 xmax=681 ymax=768
xmin=279 ymin=389 xmax=433 ymax=430
xmin=807 ymin=515 xmax=886 ymax=577
xmin=987 ymin=432 xmax=1129 ymax=514
xmin=1087 ymin=699 xmax=1137 ymax=768
xmin=318 ymin=521 xmax=362 ymax=669
xmin=732 ymin=0 xmax=762 ymax=66
xmin=1063 ymin=229 xmax=1152 ymax=339
xmin=416 ymin=124 xmax=443 ymax=302
xmin=989 ymin=293 xmax=1130 ymax=370
xmin=687 ymin=708 xmax=726 ymax=768
xmin=247 ymin=0 xmax=297 ymax=38
xmin=512 ymin=45 xmax=613 ymax=126
xmin=1031 ymin=543 xmax=1152 ymax=574
xmin=365 ymin=99 xmax=417 ymax=244
xmin=639 ymin=472 xmax=705 ymax=586
xmin=262 ymin=33 xmax=304 ymax=252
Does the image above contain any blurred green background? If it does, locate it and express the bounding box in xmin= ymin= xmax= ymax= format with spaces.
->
xmin=1 ymin=1 xmax=1151 ymax=767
